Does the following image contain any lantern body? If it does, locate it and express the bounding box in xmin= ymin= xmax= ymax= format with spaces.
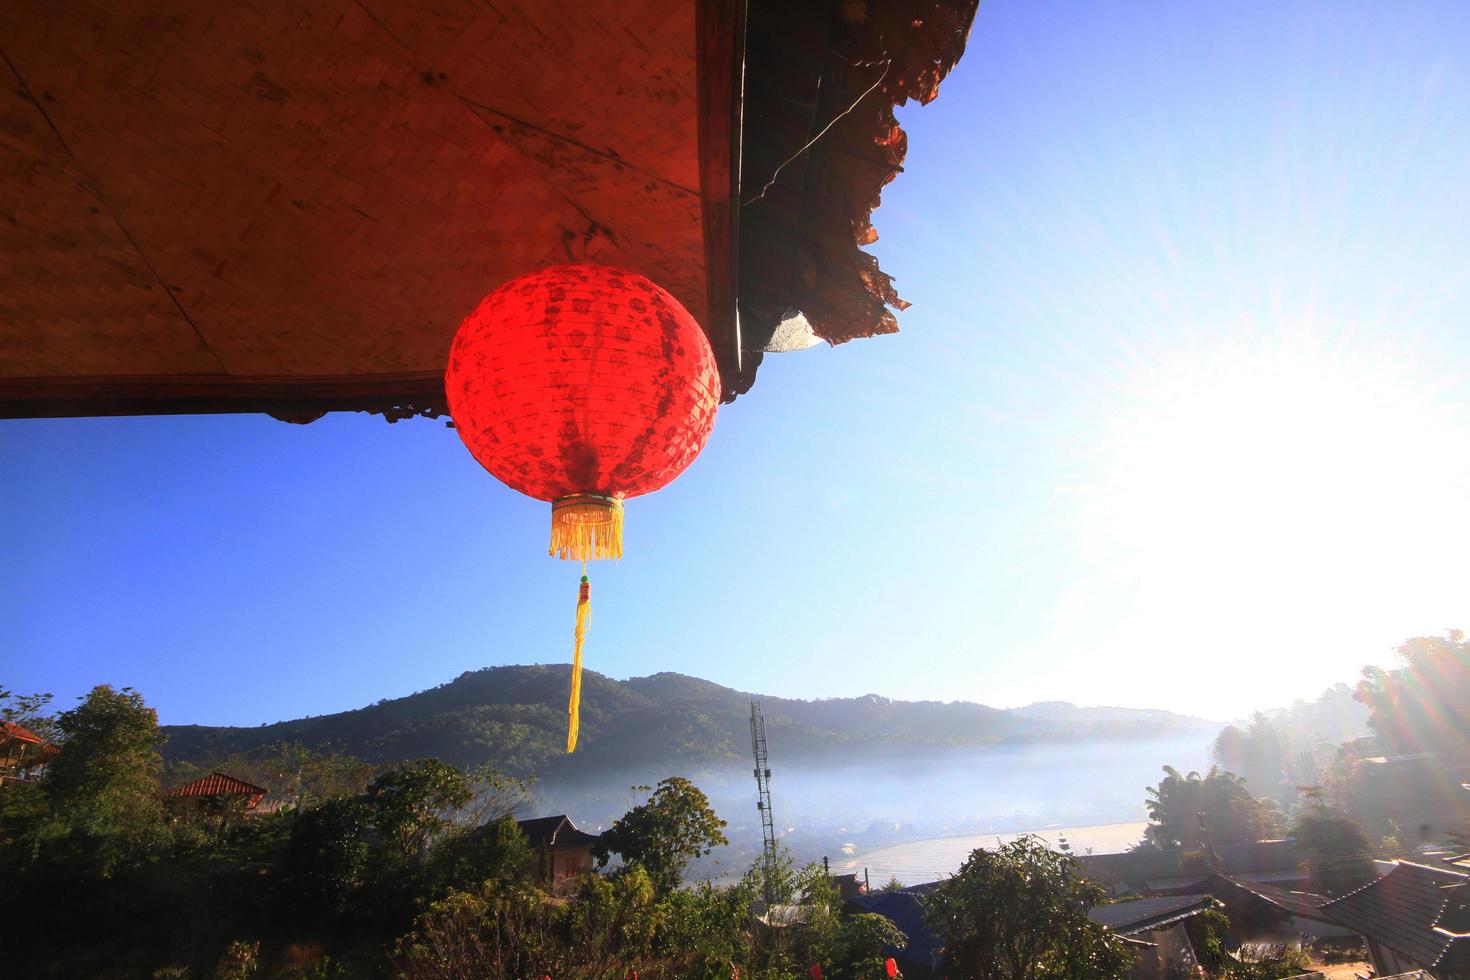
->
xmin=446 ymin=263 xmax=719 ymax=505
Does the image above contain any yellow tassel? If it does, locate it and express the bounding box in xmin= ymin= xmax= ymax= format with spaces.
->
xmin=550 ymin=494 xmax=624 ymax=561
xmin=566 ymin=575 xmax=591 ymax=753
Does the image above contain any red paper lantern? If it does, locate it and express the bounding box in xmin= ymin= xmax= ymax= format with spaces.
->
xmin=448 ymin=263 xmax=718 ymax=538
xmin=446 ymin=263 xmax=719 ymax=751
xmin=885 ymin=957 xmax=899 ymax=978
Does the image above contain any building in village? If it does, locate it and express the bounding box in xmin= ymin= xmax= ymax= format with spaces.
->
xmin=1076 ymin=838 xmax=1309 ymax=898
xmin=517 ymin=814 xmax=601 ymax=897
xmin=1354 ymin=751 xmax=1470 ymax=847
xmin=1086 ymin=894 xmax=1217 ymax=980
xmin=165 ymin=772 xmax=270 ymax=813
xmin=0 ymin=720 xmax=59 ymax=785
xmin=844 ymin=885 xmax=943 ymax=978
xmin=846 ymin=882 xmax=1220 ymax=980
xmin=1197 ymin=872 xmax=1355 ymax=943
xmin=1321 ymin=861 xmax=1470 ymax=979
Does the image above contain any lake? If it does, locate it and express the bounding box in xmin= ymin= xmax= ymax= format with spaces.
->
xmin=829 ymin=820 xmax=1149 ymax=886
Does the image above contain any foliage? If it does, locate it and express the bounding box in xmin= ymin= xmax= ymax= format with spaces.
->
xmin=923 ymin=835 xmax=1133 ymax=979
xmin=398 ymin=846 xmax=903 ymax=980
xmin=1143 ymin=765 xmax=1280 ymax=850
xmin=1221 ymin=940 xmax=1312 ymax=980
xmin=3 ymin=682 xmax=914 ymax=978
xmin=166 ymin=741 xmax=376 ymax=809
xmin=279 ymin=796 xmax=373 ymax=924
xmin=212 ymin=939 xmax=261 ymax=980
xmin=1183 ymin=905 xmax=1230 ymax=970
xmin=1291 ymin=799 xmax=1375 ymax=896
xmin=0 ymin=687 xmax=59 ymax=743
xmin=1211 ymin=715 xmax=1298 ymax=805
xmin=0 ymin=684 xmax=547 ymax=977
xmin=362 ymin=758 xmax=473 ymax=860
xmin=38 ymin=685 xmax=168 ymax=864
xmin=428 ymin=816 xmax=534 ymax=895
xmin=1356 ymin=631 xmax=1470 ymax=756
xmin=594 ymin=776 xmax=729 ymax=893
xmin=158 ymin=664 xmax=1219 ymax=783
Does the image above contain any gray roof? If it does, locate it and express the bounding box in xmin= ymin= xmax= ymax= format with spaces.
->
xmin=516 ymin=814 xmax=599 ymax=850
xmin=1321 ymin=861 xmax=1470 ymax=973
xmin=1088 ymin=894 xmax=1215 ymax=936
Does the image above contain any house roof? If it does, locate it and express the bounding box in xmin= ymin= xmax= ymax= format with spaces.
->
xmin=1208 ymin=874 xmax=1334 ymax=924
xmin=165 ymin=772 xmax=268 ymax=801
xmin=1076 ymin=839 xmax=1303 ymax=885
xmin=1 ymin=721 xmax=43 ymax=745
xmin=846 ymin=889 xmax=944 ymax=966
xmin=1321 ymin=861 xmax=1470 ymax=972
xmin=1087 ymin=894 xmax=1215 ymax=936
xmin=0 ymin=721 xmax=60 ymax=759
xmin=516 ymin=814 xmax=599 ymax=850
xmin=0 ymin=0 xmax=977 ymax=417
xmin=848 ymin=882 xmax=1196 ymax=965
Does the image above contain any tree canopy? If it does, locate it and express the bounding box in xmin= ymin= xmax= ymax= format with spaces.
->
xmin=1143 ymin=765 xmax=1280 ymax=851
xmin=42 ymin=685 xmax=165 ymax=843
xmin=1357 ymin=631 xmax=1470 ymax=756
xmin=923 ymin=835 xmax=1132 ymax=980
xmin=594 ymin=776 xmax=729 ymax=894
xmin=1292 ymin=796 xmax=1375 ymax=897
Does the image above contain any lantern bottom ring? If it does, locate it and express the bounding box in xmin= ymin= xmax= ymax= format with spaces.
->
xmin=550 ymin=493 xmax=624 ymax=561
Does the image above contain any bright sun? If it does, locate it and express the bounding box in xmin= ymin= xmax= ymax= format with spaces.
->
xmin=1067 ymin=325 xmax=1470 ymax=698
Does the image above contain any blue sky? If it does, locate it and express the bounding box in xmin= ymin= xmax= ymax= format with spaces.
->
xmin=6 ymin=0 xmax=1470 ymax=726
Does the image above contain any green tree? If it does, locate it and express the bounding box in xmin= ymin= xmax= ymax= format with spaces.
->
xmin=1212 ymin=714 xmax=1296 ymax=804
xmin=923 ymin=836 xmax=1132 ymax=979
xmin=166 ymin=741 xmax=376 ymax=810
xmin=1143 ymin=765 xmax=1278 ymax=851
xmin=593 ymin=777 xmax=729 ymax=894
xmin=363 ymin=759 xmax=474 ymax=860
xmin=0 ymin=688 xmax=59 ymax=744
xmin=1183 ymin=905 xmax=1230 ymax=971
xmin=280 ymin=795 xmax=372 ymax=922
xmin=1357 ymin=631 xmax=1470 ymax=756
xmin=1292 ymin=795 xmax=1374 ymax=897
xmin=429 ymin=816 xmax=534 ymax=895
xmin=42 ymin=685 xmax=165 ymax=840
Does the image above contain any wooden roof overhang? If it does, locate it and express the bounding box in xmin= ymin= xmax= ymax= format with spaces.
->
xmin=0 ymin=1 xmax=975 ymax=420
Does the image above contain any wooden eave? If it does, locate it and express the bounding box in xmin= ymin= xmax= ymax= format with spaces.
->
xmin=0 ymin=0 xmax=974 ymax=419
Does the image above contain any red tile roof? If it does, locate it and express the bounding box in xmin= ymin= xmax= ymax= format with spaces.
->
xmin=166 ymin=772 xmax=268 ymax=803
xmin=1 ymin=721 xmax=59 ymax=760
xmin=1 ymin=721 xmax=44 ymax=745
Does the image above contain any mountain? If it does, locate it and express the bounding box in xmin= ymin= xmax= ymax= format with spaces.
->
xmin=1011 ymin=701 xmax=1222 ymax=728
xmin=160 ymin=666 xmax=1219 ymax=780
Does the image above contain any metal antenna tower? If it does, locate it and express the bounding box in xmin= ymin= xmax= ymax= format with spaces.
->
xmin=750 ymin=699 xmax=777 ymax=903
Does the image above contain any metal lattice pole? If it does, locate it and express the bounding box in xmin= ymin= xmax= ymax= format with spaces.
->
xmin=750 ymin=700 xmax=778 ymax=904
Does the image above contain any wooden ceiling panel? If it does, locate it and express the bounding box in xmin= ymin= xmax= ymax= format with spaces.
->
xmin=0 ymin=0 xmax=706 ymax=387
xmin=357 ymin=0 xmax=701 ymax=193
xmin=0 ymin=71 xmax=220 ymax=376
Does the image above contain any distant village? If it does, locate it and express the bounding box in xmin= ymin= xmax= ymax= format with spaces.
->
xmin=5 ymin=632 xmax=1468 ymax=979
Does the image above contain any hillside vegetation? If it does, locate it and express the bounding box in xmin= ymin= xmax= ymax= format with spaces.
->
xmin=161 ymin=666 xmax=1219 ymax=778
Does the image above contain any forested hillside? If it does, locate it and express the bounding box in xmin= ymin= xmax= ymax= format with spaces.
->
xmin=161 ymin=665 xmax=1219 ymax=779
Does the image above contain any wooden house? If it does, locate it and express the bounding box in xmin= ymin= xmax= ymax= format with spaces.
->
xmin=165 ymin=771 xmax=269 ymax=813
xmin=0 ymin=720 xmax=59 ymax=785
xmin=516 ymin=814 xmax=601 ymax=896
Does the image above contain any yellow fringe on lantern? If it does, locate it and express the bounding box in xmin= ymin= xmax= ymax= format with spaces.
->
xmin=567 ymin=576 xmax=591 ymax=753
xmin=550 ymin=494 xmax=624 ymax=561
